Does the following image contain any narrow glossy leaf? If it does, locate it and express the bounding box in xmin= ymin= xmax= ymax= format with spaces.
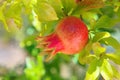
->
xmin=34 ymin=2 xmax=58 ymax=22
xmin=43 ymin=20 xmax=58 ymax=35
xmin=101 ymin=37 xmax=120 ymax=52
xmin=79 ymin=49 xmax=89 ymax=64
xmin=48 ymin=0 xmax=63 ymax=17
xmin=0 ymin=10 xmax=9 ymax=31
xmin=79 ymin=54 xmax=96 ymax=65
xmin=0 ymin=2 xmax=9 ymax=31
xmin=25 ymin=56 xmax=45 ymax=80
xmin=37 ymin=56 xmax=44 ymax=71
xmin=61 ymin=0 xmax=76 ymax=15
xmin=32 ymin=12 xmax=41 ymax=31
xmin=92 ymin=42 xmax=106 ymax=56
xmin=79 ymin=41 xmax=97 ymax=64
xmin=3 ymin=1 xmax=23 ymax=29
xmin=93 ymin=32 xmax=111 ymax=42
xmin=95 ymin=15 xmax=119 ymax=28
xmin=111 ymin=65 xmax=120 ymax=79
xmin=26 ymin=58 xmax=35 ymax=69
xmin=22 ymin=0 xmax=36 ymax=14
xmin=100 ymin=59 xmax=113 ymax=80
xmin=85 ymin=59 xmax=100 ymax=80
xmin=85 ymin=40 xmax=93 ymax=52
xmin=79 ymin=48 xmax=97 ymax=65
xmin=13 ymin=16 xmax=22 ymax=29
xmin=106 ymin=53 xmax=120 ymax=65
xmin=78 ymin=0 xmax=104 ymax=11
xmin=82 ymin=11 xmax=98 ymax=23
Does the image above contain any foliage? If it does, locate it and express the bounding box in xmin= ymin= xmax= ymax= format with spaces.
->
xmin=0 ymin=0 xmax=120 ymax=80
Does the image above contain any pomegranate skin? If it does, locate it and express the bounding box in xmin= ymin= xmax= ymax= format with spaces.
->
xmin=36 ymin=16 xmax=88 ymax=61
xmin=56 ymin=16 xmax=88 ymax=54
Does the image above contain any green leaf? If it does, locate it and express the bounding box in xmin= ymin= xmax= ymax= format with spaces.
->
xmin=0 ymin=2 xmax=9 ymax=31
xmin=95 ymin=15 xmax=119 ymax=29
xmin=85 ymin=59 xmax=100 ymax=80
xmin=79 ymin=49 xmax=88 ymax=65
xmin=42 ymin=20 xmax=59 ymax=35
xmin=3 ymin=1 xmax=23 ymax=29
xmin=37 ymin=56 xmax=45 ymax=72
xmin=25 ymin=56 xmax=45 ymax=80
xmin=34 ymin=2 xmax=58 ymax=22
xmin=114 ymin=2 xmax=120 ymax=6
xmin=92 ymin=42 xmax=106 ymax=56
xmin=22 ymin=0 xmax=36 ymax=14
xmin=82 ymin=11 xmax=98 ymax=22
xmin=93 ymin=32 xmax=111 ymax=42
xmin=101 ymin=37 xmax=120 ymax=52
xmin=48 ymin=0 xmax=63 ymax=18
xmin=32 ymin=12 xmax=41 ymax=31
xmin=106 ymin=54 xmax=120 ymax=65
xmin=111 ymin=65 xmax=120 ymax=79
xmin=100 ymin=59 xmax=113 ymax=80
xmin=61 ymin=0 xmax=76 ymax=15
xmin=85 ymin=40 xmax=93 ymax=52
xmin=79 ymin=49 xmax=97 ymax=65
xmin=25 ymin=58 xmax=35 ymax=69
xmin=79 ymin=41 xmax=97 ymax=64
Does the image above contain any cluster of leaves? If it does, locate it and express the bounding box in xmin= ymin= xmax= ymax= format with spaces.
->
xmin=24 ymin=56 xmax=45 ymax=80
xmin=78 ymin=0 xmax=120 ymax=80
xmin=1 ymin=0 xmax=120 ymax=80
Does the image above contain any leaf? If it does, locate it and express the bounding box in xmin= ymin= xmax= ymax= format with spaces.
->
xmin=32 ymin=12 xmax=41 ymax=31
xmin=85 ymin=40 xmax=93 ymax=52
xmin=93 ymin=32 xmax=111 ymax=42
xmin=79 ymin=48 xmax=96 ymax=65
xmin=61 ymin=0 xmax=76 ymax=15
xmin=79 ymin=41 xmax=97 ymax=64
xmin=82 ymin=11 xmax=98 ymax=23
xmin=25 ymin=58 xmax=35 ymax=69
xmin=106 ymin=53 xmax=120 ymax=65
xmin=92 ymin=42 xmax=106 ymax=56
xmin=95 ymin=15 xmax=120 ymax=29
xmin=85 ymin=59 xmax=100 ymax=80
xmin=25 ymin=56 xmax=45 ymax=80
xmin=3 ymin=1 xmax=23 ymax=29
xmin=22 ymin=0 xmax=36 ymax=14
xmin=100 ymin=59 xmax=113 ymax=80
xmin=37 ymin=56 xmax=44 ymax=72
xmin=48 ymin=0 xmax=63 ymax=18
xmin=111 ymin=65 xmax=120 ymax=79
xmin=0 ymin=2 xmax=9 ymax=31
xmin=79 ymin=49 xmax=89 ymax=65
xmin=78 ymin=0 xmax=104 ymax=11
xmin=101 ymin=37 xmax=120 ymax=52
xmin=42 ymin=20 xmax=59 ymax=35
xmin=34 ymin=2 xmax=58 ymax=22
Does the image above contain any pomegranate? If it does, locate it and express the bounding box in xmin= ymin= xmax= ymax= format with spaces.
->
xmin=36 ymin=16 xmax=88 ymax=61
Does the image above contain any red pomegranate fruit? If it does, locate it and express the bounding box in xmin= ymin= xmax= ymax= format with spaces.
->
xmin=36 ymin=16 xmax=88 ymax=61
